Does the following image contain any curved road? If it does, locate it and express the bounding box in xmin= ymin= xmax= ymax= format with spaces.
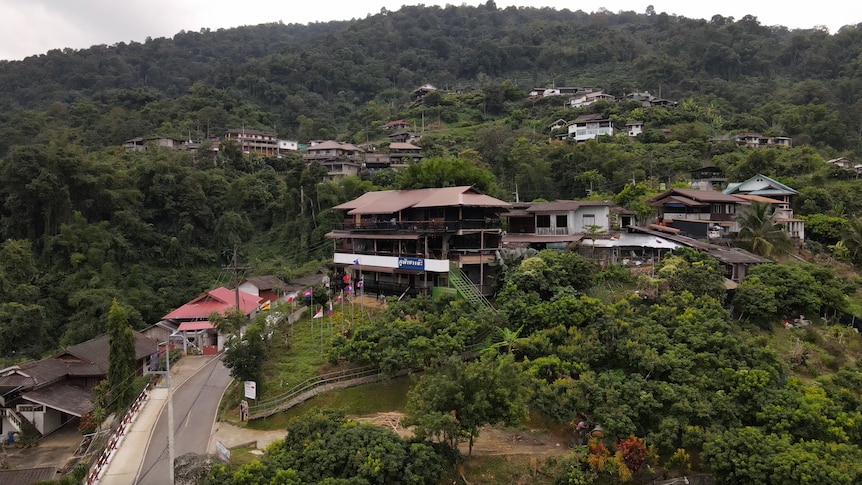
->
xmin=135 ymin=356 xmax=232 ymax=485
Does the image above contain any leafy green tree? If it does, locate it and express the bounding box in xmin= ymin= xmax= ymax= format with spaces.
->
xmin=405 ymin=353 xmax=528 ymax=456
xmin=735 ymin=201 xmax=792 ymax=257
xmin=656 ymin=247 xmax=726 ymax=299
xmin=205 ymin=409 xmax=442 ymax=485
xmin=396 ymin=156 xmax=499 ymax=195
xmin=107 ymin=300 xmax=136 ymax=413
xmin=223 ymin=323 xmax=267 ymax=384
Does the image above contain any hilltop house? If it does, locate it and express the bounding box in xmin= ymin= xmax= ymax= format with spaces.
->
xmin=648 ymin=188 xmax=749 ymax=236
xmin=238 ymin=275 xmax=291 ymax=307
xmin=568 ymin=91 xmax=616 ymax=108
xmin=303 ymin=140 xmax=364 ymax=180
xmin=734 ymin=132 xmax=792 ymax=148
xmin=566 ymin=114 xmax=614 ymax=142
xmin=0 ymin=333 xmax=159 ymax=436
xmin=723 ymin=174 xmax=805 ymax=240
xmin=326 ymin=186 xmax=510 ymax=298
xmin=383 ymin=120 xmax=411 ymax=131
xmin=223 ymin=128 xmax=279 ymax=156
xmin=626 ymin=121 xmax=644 ymax=137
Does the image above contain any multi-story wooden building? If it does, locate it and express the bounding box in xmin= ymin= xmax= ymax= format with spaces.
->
xmin=224 ymin=128 xmax=279 ymax=156
xmin=303 ymin=140 xmax=364 ymax=180
xmin=326 ymin=186 xmax=511 ymax=298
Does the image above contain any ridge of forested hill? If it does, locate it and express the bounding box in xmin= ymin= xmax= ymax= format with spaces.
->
xmin=2 ymin=3 xmax=862 ymax=154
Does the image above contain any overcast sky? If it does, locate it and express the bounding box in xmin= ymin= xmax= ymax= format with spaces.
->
xmin=1 ymin=1 xmax=860 ymax=61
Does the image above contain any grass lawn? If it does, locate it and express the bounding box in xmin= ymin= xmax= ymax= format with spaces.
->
xmin=247 ymin=374 xmax=412 ymax=430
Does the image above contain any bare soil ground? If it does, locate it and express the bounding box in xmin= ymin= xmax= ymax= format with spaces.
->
xmin=353 ymin=412 xmax=572 ymax=457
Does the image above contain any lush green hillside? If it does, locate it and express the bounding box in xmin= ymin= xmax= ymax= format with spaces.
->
xmin=2 ymin=2 xmax=862 ymax=364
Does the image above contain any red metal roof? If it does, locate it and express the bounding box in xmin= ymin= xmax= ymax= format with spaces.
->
xmin=163 ymin=287 xmax=261 ymax=320
xmin=177 ymin=321 xmax=216 ymax=331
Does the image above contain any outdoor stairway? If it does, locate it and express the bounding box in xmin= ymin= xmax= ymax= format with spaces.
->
xmin=448 ymin=265 xmax=496 ymax=312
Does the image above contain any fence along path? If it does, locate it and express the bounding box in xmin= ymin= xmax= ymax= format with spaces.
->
xmin=247 ymin=365 xmax=383 ymax=420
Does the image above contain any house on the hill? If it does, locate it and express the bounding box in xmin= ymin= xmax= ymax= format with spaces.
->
xmin=690 ymin=166 xmax=728 ymax=191
xmin=303 ymin=140 xmax=364 ymax=180
xmin=162 ymin=287 xmax=263 ymax=354
xmin=566 ymin=114 xmax=614 ymax=142
xmin=413 ymin=84 xmax=437 ymax=101
xmin=648 ymin=188 xmax=749 ymax=235
xmin=626 ymin=121 xmax=644 ymax=138
xmin=569 ymin=91 xmax=616 ymax=108
xmin=734 ymin=132 xmax=792 ymax=148
xmin=223 ymin=128 xmax=279 ymax=156
xmin=383 ymin=120 xmax=411 ymax=131
xmin=0 ymin=332 xmax=158 ymax=436
xmin=326 ymin=186 xmax=510 ymax=299
xmin=239 ymin=275 xmax=290 ymax=307
xmin=501 ymin=200 xmax=637 ymax=250
xmin=723 ymin=174 xmax=804 ymax=240
xmin=123 ymin=136 xmax=186 ymax=152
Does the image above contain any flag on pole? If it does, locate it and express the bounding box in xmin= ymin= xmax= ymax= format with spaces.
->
xmin=354 ymin=258 xmax=360 ymax=265
xmin=342 ymin=274 xmax=351 ymax=283
xmin=334 ymin=292 xmax=343 ymax=303
xmin=286 ymin=295 xmax=295 ymax=303
xmin=313 ymin=307 xmax=323 ymax=319
xmin=345 ymin=284 xmax=354 ymax=294
xmin=327 ymin=301 xmax=333 ymax=316
xmin=357 ymin=277 xmax=364 ymax=289
xmin=302 ymin=288 xmax=313 ymax=298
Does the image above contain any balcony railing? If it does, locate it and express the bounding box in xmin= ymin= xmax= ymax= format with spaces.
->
xmin=333 ymin=219 xmax=502 ymax=232
xmin=536 ymin=227 xmax=570 ymax=235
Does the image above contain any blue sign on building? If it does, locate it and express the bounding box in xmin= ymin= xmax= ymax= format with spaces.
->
xmin=397 ymin=257 xmax=425 ymax=270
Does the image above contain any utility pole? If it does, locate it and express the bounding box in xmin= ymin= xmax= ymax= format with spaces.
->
xmin=166 ymin=343 xmax=174 ymax=485
xmin=223 ymin=246 xmax=250 ymax=336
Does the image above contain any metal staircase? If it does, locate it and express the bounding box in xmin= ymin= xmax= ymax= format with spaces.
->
xmin=448 ymin=264 xmax=496 ymax=312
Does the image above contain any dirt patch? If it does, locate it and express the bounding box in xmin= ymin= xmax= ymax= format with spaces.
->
xmin=353 ymin=412 xmax=571 ymax=457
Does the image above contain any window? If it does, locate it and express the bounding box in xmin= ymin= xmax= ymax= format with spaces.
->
xmin=583 ymin=214 xmax=596 ymax=227
xmin=556 ymin=215 xmax=567 ymax=228
xmin=536 ymin=215 xmax=551 ymax=227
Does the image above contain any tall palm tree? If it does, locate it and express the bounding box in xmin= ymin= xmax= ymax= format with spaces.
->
xmin=841 ymin=216 xmax=862 ymax=265
xmin=735 ymin=201 xmax=792 ymax=257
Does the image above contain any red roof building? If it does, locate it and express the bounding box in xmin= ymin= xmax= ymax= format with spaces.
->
xmin=163 ymin=287 xmax=261 ymax=322
xmin=163 ymin=287 xmax=263 ymax=354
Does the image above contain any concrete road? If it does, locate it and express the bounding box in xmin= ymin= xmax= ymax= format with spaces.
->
xmin=135 ymin=356 xmax=232 ymax=485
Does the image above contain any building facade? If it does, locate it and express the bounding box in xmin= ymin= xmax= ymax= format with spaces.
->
xmin=327 ymin=187 xmax=510 ymax=297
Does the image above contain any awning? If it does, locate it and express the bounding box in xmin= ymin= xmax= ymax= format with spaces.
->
xmin=503 ymin=234 xmax=583 ymax=243
xmin=325 ymin=232 xmax=420 ymax=240
xmin=177 ymin=321 xmax=216 ymax=331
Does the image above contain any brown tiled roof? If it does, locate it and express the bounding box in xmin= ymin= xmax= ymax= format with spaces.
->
xmin=525 ymin=200 xmax=614 ymax=212
xmin=735 ymin=194 xmax=785 ymax=204
xmin=306 ymin=140 xmax=362 ymax=152
xmin=389 ymin=142 xmax=421 ymax=150
xmin=22 ymin=382 xmax=97 ymax=417
xmin=0 ymin=467 xmax=60 ymax=485
xmin=650 ymin=188 xmax=747 ymax=204
xmin=61 ymin=332 xmax=158 ymax=372
xmin=650 ymin=195 xmax=708 ymax=208
xmin=0 ymin=331 xmax=158 ymax=391
xmin=574 ymin=113 xmax=609 ymax=123
xmin=241 ymin=275 xmax=289 ymax=291
xmin=333 ymin=186 xmax=510 ymax=215
xmin=706 ymin=247 xmax=772 ymax=265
